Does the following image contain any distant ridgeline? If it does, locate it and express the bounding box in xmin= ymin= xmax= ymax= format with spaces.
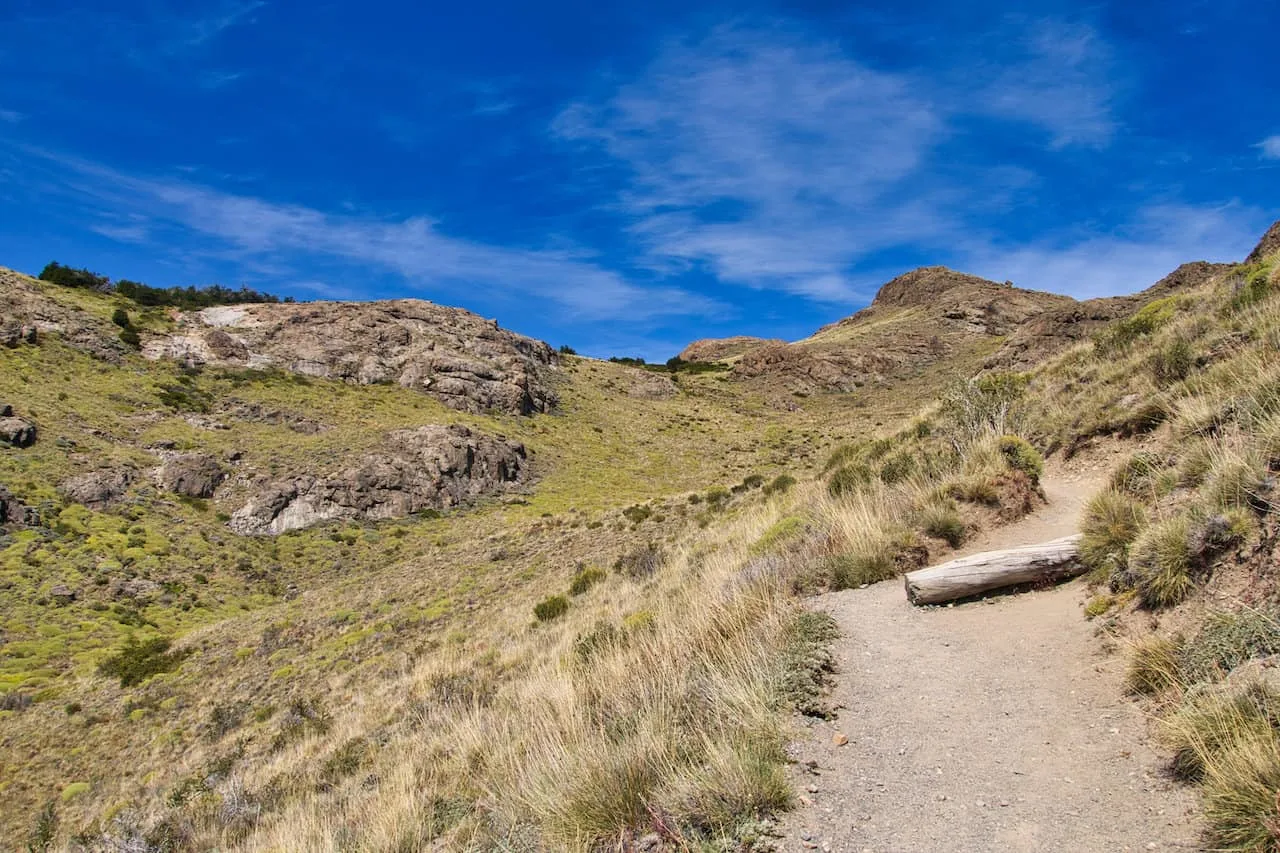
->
xmin=37 ymin=261 xmax=292 ymax=310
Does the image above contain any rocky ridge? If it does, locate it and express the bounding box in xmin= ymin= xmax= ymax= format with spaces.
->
xmin=144 ymin=299 xmax=560 ymax=415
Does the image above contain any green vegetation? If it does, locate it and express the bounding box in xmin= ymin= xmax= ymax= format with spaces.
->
xmin=96 ymin=636 xmax=190 ymax=687
xmin=39 ymin=260 xmax=288 ymax=307
xmin=533 ymin=595 xmax=569 ymax=622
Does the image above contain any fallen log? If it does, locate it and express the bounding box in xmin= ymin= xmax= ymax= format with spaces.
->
xmin=904 ymin=534 xmax=1083 ymax=605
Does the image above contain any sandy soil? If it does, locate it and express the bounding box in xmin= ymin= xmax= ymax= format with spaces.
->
xmin=778 ymin=465 xmax=1202 ymax=852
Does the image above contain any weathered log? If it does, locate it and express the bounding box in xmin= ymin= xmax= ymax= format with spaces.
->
xmin=904 ymin=534 xmax=1083 ymax=605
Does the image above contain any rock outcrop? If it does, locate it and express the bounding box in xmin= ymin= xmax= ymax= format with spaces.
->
xmin=145 ymin=300 xmax=559 ymax=415
xmin=60 ymin=469 xmax=134 ymax=509
xmin=155 ymin=453 xmax=226 ymax=499
xmin=0 ymin=405 xmax=36 ymax=447
xmin=678 ymin=336 xmax=781 ymax=363
xmin=0 ymin=267 xmax=125 ymax=359
xmin=0 ymin=486 xmax=37 ymax=525
xmin=229 ymin=424 xmax=528 ymax=535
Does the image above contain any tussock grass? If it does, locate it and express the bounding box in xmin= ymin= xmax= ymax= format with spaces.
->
xmin=1080 ymin=490 xmax=1147 ymax=582
xmin=1129 ymin=514 xmax=1195 ymax=608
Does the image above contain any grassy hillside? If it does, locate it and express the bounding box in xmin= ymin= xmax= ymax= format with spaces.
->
xmin=5 ymin=227 xmax=1280 ymax=851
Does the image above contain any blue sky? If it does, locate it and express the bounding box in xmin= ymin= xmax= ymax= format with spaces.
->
xmin=1 ymin=0 xmax=1277 ymax=359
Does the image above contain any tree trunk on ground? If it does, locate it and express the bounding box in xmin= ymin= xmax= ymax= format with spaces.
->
xmin=904 ymin=534 xmax=1083 ymax=605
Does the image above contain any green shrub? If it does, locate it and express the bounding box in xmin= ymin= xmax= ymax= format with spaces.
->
xmin=777 ymin=612 xmax=839 ymax=718
xmin=947 ymin=476 xmax=1000 ymax=506
xmin=622 ymin=504 xmax=652 ymax=524
xmin=919 ymin=503 xmax=966 ymax=547
xmin=826 ymin=530 xmax=923 ymax=589
xmin=740 ymin=474 xmax=765 ymax=489
xmin=1080 ymin=490 xmax=1147 ymax=580
xmin=822 ymin=443 xmax=861 ymax=474
xmin=1110 ymin=451 xmax=1165 ymax=496
xmin=38 ymin=261 xmax=110 ymax=290
xmin=111 ymin=307 xmax=132 ymax=329
xmin=762 ymin=474 xmax=796 ymax=496
xmin=613 ymin=543 xmax=663 ymax=578
xmin=1129 ymin=515 xmax=1194 ymax=608
xmin=569 ymin=566 xmax=606 ymax=596
xmin=1150 ymin=337 xmax=1195 ymax=386
xmin=1095 ymin=296 xmax=1178 ymax=353
xmin=878 ymin=452 xmax=916 ymax=484
xmin=319 ymin=737 xmax=369 ymax=788
xmin=750 ymin=516 xmax=806 ymax=555
xmin=827 ymin=463 xmax=871 ymax=497
xmin=704 ymin=486 xmax=731 ymax=509
xmin=997 ymin=435 xmax=1043 ymax=483
xmin=118 ymin=327 xmax=141 ymax=348
xmin=1227 ymin=261 xmax=1275 ymax=311
xmin=573 ymin=621 xmax=621 ymax=663
xmin=1182 ymin=610 xmax=1280 ymax=683
xmin=534 ymin=595 xmax=569 ymax=622
xmin=938 ymin=372 xmax=1029 ymax=444
xmin=97 ymin=636 xmax=190 ymax=687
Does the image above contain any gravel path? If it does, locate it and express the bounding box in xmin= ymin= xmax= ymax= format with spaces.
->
xmin=779 ymin=471 xmax=1201 ymax=852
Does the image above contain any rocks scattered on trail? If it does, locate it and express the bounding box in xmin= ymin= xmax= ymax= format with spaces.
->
xmin=59 ymin=468 xmax=135 ymax=509
xmin=229 ymin=424 xmax=528 ymax=535
xmin=145 ymin=299 xmax=560 ymax=415
xmin=0 ymin=405 xmax=37 ymax=447
xmin=155 ymin=453 xmax=226 ymax=499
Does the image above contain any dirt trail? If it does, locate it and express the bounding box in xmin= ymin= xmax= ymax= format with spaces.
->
xmin=779 ymin=466 xmax=1200 ymax=852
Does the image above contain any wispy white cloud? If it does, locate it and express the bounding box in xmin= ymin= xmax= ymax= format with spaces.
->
xmin=556 ymin=24 xmax=946 ymax=303
xmin=1258 ymin=135 xmax=1280 ymax=160
xmin=20 ymin=148 xmax=722 ymax=323
xmin=971 ymin=19 xmax=1117 ymax=148
xmin=0 ymin=109 xmax=23 ymax=124
xmin=184 ymin=0 xmax=265 ymax=48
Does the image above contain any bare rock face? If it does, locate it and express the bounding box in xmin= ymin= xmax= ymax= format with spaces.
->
xmin=229 ymin=424 xmax=528 ymax=535
xmin=156 ymin=453 xmax=226 ymax=499
xmin=60 ymin=469 xmax=134 ymax=509
xmin=145 ymin=300 xmax=559 ymax=415
xmin=0 ymin=410 xmax=36 ymax=447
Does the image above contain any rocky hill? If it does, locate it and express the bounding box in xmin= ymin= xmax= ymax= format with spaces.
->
xmin=144 ymin=298 xmax=560 ymax=415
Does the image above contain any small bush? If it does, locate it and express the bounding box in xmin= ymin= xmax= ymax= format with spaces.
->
xmin=997 ymin=435 xmax=1044 ymax=483
xmin=1150 ymin=337 xmax=1196 ymax=386
xmin=827 ymin=530 xmax=925 ymax=589
xmin=919 ymin=503 xmax=966 ymax=547
xmin=534 ymin=595 xmax=569 ymax=622
xmin=1110 ymin=451 xmax=1165 ymax=497
xmin=1095 ymin=296 xmax=1178 ymax=353
xmin=1080 ymin=490 xmax=1147 ymax=581
xmin=111 ymin=307 xmax=132 ymax=329
xmin=948 ymin=475 xmax=1001 ymax=506
xmin=822 ymin=443 xmax=861 ymax=474
xmin=704 ymin=486 xmax=731 ymax=509
xmin=97 ymin=636 xmax=190 ymax=687
xmin=573 ymin=621 xmax=622 ymax=663
xmin=762 ymin=474 xmax=796 ymax=496
xmin=614 ymin=543 xmax=664 ymax=579
xmin=777 ymin=612 xmax=839 ymax=718
xmin=1129 ymin=515 xmax=1194 ymax=608
xmin=1126 ymin=634 xmax=1183 ymax=694
xmin=569 ymin=566 xmax=606 ymax=596
xmin=750 ymin=515 xmax=806 ymax=555
xmin=319 ymin=737 xmax=369 ymax=788
xmin=741 ymin=474 xmax=765 ymax=489
xmin=1227 ymin=261 xmax=1276 ymax=311
xmin=878 ymin=452 xmax=916 ymax=484
xmin=39 ymin=261 xmax=110 ymax=290
xmin=621 ymin=504 xmax=652 ymax=524
xmin=828 ymin=462 xmax=872 ymax=497
xmin=1182 ymin=609 xmax=1280 ymax=683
